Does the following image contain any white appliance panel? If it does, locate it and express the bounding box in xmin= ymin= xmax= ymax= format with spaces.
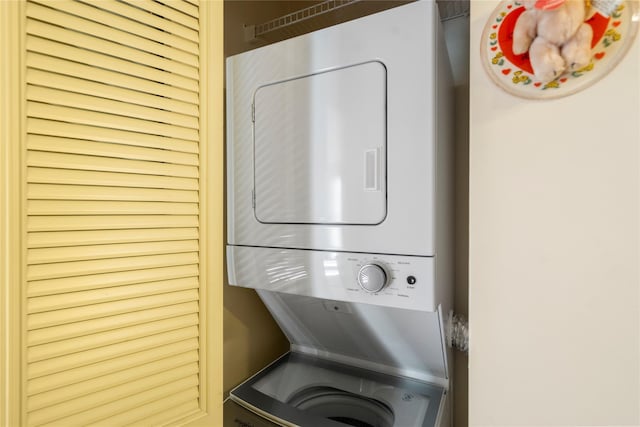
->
xmin=227 ymin=245 xmax=438 ymax=312
xmin=227 ymin=0 xmax=440 ymax=255
xmin=254 ymin=61 xmax=387 ymax=225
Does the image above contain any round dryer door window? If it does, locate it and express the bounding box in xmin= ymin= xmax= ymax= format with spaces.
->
xmin=288 ymin=386 xmax=395 ymax=427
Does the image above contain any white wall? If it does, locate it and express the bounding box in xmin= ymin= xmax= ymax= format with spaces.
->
xmin=469 ymin=1 xmax=640 ymax=425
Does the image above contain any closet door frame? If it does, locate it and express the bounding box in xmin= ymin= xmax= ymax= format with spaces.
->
xmin=1 ymin=0 xmax=26 ymax=425
xmin=185 ymin=1 xmax=224 ymax=425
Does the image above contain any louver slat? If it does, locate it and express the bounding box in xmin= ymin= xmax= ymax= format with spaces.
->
xmin=28 ymin=227 xmax=199 ymax=247
xmin=27 ymin=151 xmax=199 ymax=178
xmin=27 ymin=135 xmax=199 ymax=165
xmin=27 ymin=102 xmax=199 ymax=141
xmin=27 ymin=215 xmax=199 ymax=232
xmin=27 ymin=200 xmax=199 ymax=216
xmin=88 ymin=0 xmax=199 ymax=43
xmin=28 ymin=240 xmax=199 ymax=264
xmin=48 ymin=382 xmax=198 ymax=427
xmin=26 ymin=37 xmax=199 ymax=92
xmin=122 ymin=0 xmax=199 ymax=31
xmin=27 ymin=86 xmax=199 ymax=129
xmin=27 ymin=168 xmax=198 ymax=190
xmin=26 ymin=2 xmax=199 ymax=67
xmin=27 ymin=339 xmax=200 ymax=395
xmin=25 ymin=20 xmax=198 ymax=80
xmin=27 ymin=351 xmax=199 ymax=411
xmin=122 ymin=399 xmax=201 ymax=427
xmin=157 ymin=0 xmax=200 ymax=19
xmin=28 ymin=264 xmax=199 ymax=297
xmin=28 ymin=302 xmax=199 ymax=346
xmin=94 ymin=391 xmax=201 ymax=426
xmin=28 ymin=292 xmax=199 ymax=331
xmin=29 ymin=373 xmax=200 ymax=426
xmin=28 ymin=314 xmax=199 ymax=362
xmin=24 ymin=1 xmax=202 ymax=423
xmin=29 ymin=282 xmax=199 ymax=314
xmin=26 ymin=53 xmax=199 ymax=104
xmin=27 ymin=70 xmax=199 ymax=117
xmin=28 ymin=326 xmax=199 ymax=379
xmin=27 ymin=118 xmax=199 ymax=153
xmin=27 ymin=252 xmax=200 ymax=281
xmin=30 ymin=0 xmax=199 ymax=54
xmin=28 ymin=185 xmax=198 ymax=203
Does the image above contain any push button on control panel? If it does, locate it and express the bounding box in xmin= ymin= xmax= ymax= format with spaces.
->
xmin=407 ymin=275 xmax=417 ymax=285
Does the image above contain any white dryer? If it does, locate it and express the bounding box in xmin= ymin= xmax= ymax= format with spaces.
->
xmin=226 ymin=1 xmax=454 ymax=426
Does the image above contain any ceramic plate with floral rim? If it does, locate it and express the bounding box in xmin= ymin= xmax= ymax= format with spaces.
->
xmin=481 ymin=0 xmax=639 ymax=99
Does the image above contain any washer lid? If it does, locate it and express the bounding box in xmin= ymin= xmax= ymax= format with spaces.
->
xmin=257 ymin=290 xmax=449 ymax=386
xmin=231 ymin=352 xmax=444 ymax=427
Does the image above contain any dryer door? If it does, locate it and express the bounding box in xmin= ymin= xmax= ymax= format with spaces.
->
xmin=253 ymin=61 xmax=387 ymax=225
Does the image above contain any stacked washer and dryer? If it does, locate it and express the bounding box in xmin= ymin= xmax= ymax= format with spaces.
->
xmin=225 ymin=2 xmax=455 ymax=426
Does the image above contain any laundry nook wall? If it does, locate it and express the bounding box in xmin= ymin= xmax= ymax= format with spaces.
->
xmin=222 ymin=0 xmax=293 ymax=398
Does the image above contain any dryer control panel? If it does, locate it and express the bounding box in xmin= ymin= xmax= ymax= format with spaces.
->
xmin=227 ymin=245 xmax=439 ymax=311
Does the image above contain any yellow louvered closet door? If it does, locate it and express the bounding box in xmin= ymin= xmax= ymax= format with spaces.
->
xmin=19 ymin=0 xmax=220 ymax=425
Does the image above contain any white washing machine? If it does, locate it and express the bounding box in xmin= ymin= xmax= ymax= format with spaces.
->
xmin=230 ymin=352 xmax=444 ymax=427
xmin=226 ymin=1 xmax=454 ymax=426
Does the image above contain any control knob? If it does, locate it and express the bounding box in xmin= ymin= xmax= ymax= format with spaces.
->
xmin=357 ymin=264 xmax=388 ymax=293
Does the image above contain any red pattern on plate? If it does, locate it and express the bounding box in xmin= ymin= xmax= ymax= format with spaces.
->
xmin=498 ymin=7 xmax=533 ymax=73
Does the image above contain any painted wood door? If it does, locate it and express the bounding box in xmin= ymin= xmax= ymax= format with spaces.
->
xmin=0 ymin=1 xmax=223 ymax=425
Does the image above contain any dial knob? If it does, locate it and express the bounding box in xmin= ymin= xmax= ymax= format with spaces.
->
xmin=357 ymin=264 xmax=388 ymax=293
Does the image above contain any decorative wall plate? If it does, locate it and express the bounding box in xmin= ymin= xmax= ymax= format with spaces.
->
xmin=481 ymin=0 xmax=639 ymax=99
